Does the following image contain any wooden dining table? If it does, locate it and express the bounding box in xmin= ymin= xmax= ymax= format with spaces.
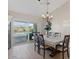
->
xmin=44 ymin=35 xmax=64 ymax=56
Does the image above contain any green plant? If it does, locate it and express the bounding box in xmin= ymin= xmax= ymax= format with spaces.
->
xmin=44 ymin=21 xmax=52 ymax=37
xmin=44 ymin=21 xmax=52 ymax=31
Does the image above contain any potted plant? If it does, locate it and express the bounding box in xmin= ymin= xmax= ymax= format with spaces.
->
xmin=44 ymin=21 xmax=52 ymax=37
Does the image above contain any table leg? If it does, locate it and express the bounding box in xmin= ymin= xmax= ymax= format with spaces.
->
xmin=49 ymin=48 xmax=61 ymax=57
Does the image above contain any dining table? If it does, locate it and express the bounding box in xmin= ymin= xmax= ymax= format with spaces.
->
xmin=44 ymin=35 xmax=64 ymax=56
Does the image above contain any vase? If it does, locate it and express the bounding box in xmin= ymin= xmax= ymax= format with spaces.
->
xmin=47 ymin=31 xmax=49 ymax=38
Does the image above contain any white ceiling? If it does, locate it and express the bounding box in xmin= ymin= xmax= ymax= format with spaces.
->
xmin=8 ymin=0 xmax=69 ymax=16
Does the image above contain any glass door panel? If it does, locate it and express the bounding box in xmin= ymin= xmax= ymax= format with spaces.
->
xmin=13 ymin=21 xmax=34 ymax=44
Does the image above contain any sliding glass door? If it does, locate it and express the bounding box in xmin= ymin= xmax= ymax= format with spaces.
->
xmin=11 ymin=20 xmax=37 ymax=46
xmin=14 ymin=21 xmax=33 ymax=42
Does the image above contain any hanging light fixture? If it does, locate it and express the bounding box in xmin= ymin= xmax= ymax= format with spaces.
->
xmin=41 ymin=0 xmax=53 ymax=21
xmin=38 ymin=0 xmax=53 ymax=37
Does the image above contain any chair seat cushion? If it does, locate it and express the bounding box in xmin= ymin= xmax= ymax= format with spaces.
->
xmin=56 ymin=46 xmax=68 ymax=51
xmin=57 ymin=42 xmax=67 ymax=47
xmin=40 ymin=45 xmax=50 ymax=49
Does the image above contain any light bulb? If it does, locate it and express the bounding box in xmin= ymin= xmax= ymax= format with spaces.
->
xmin=51 ymin=15 xmax=53 ymax=18
xmin=42 ymin=15 xmax=46 ymax=18
xmin=48 ymin=15 xmax=51 ymax=18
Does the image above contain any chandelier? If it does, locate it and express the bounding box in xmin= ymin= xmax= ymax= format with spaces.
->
xmin=38 ymin=0 xmax=52 ymax=37
xmin=42 ymin=11 xmax=53 ymax=21
xmin=38 ymin=0 xmax=53 ymax=21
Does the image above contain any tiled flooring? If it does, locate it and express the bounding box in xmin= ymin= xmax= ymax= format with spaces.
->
xmin=8 ymin=43 xmax=69 ymax=59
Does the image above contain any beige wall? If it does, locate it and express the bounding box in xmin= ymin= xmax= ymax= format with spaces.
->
xmin=51 ymin=1 xmax=70 ymax=35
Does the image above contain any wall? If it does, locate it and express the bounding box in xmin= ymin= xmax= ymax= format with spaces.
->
xmin=51 ymin=1 xmax=70 ymax=35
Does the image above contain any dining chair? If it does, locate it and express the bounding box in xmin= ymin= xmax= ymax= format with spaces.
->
xmin=53 ymin=32 xmax=61 ymax=37
xmin=33 ymin=33 xmax=39 ymax=51
xmin=56 ymin=35 xmax=70 ymax=59
xmin=38 ymin=35 xmax=50 ymax=58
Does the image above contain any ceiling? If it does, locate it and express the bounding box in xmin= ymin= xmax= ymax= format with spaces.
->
xmin=8 ymin=0 xmax=69 ymax=16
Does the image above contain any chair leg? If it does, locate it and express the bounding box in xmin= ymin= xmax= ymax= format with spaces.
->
xmin=34 ymin=45 xmax=36 ymax=51
xmin=43 ymin=48 xmax=45 ymax=58
xmin=38 ymin=44 xmax=40 ymax=54
xmin=67 ymin=49 xmax=69 ymax=58
xmin=34 ymin=43 xmax=36 ymax=51
xmin=62 ymin=52 xmax=64 ymax=59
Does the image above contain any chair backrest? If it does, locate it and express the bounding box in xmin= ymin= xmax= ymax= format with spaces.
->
xmin=33 ymin=33 xmax=39 ymax=43
xmin=39 ymin=34 xmax=43 ymax=38
xmin=53 ymin=32 xmax=61 ymax=37
xmin=63 ymin=35 xmax=70 ymax=48
xmin=38 ymin=35 xmax=45 ymax=46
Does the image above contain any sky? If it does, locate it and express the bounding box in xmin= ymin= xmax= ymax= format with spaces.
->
xmin=13 ymin=21 xmax=33 ymax=27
